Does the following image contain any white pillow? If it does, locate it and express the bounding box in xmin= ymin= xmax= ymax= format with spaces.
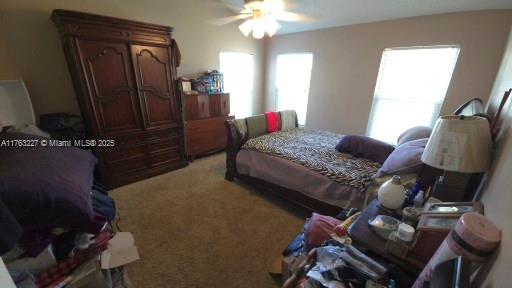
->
xmin=280 ymin=110 xmax=297 ymax=131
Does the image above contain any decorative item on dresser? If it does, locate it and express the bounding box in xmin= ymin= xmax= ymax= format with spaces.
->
xmin=377 ymin=175 xmax=406 ymax=210
xmin=52 ymin=10 xmax=188 ymax=189
xmin=183 ymin=92 xmax=233 ymax=160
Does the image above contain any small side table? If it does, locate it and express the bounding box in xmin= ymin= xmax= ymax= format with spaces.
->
xmin=348 ymin=199 xmax=424 ymax=275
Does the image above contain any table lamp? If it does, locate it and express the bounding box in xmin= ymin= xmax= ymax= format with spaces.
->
xmin=421 ymin=115 xmax=492 ymax=201
xmin=0 ymin=79 xmax=51 ymax=136
xmin=0 ymin=86 xmax=17 ymax=129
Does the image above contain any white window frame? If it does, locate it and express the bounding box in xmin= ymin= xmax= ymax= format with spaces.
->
xmin=219 ymin=51 xmax=255 ymax=118
xmin=275 ymin=52 xmax=314 ymax=126
xmin=366 ymin=45 xmax=461 ymax=144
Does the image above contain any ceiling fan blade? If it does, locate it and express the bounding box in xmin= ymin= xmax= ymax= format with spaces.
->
xmin=207 ymin=0 xmax=244 ymax=13
xmin=208 ymin=14 xmax=252 ymax=26
xmin=282 ymin=1 xmax=298 ymax=11
xmin=240 ymin=8 xmax=253 ymax=14
xmin=273 ymin=11 xmax=315 ymax=23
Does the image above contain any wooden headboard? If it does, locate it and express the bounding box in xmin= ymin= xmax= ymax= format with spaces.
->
xmin=453 ymin=95 xmax=511 ymax=139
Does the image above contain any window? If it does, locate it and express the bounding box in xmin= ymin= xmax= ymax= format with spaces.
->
xmin=220 ymin=52 xmax=255 ymax=118
xmin=275 ymin=53 xmax=313 ymax=125
xmin=366 ymin=46 xmax=460 ymax=144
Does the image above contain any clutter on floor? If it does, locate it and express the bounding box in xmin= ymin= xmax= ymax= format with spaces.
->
xmin=0 ymin=130 xmax=140 ymax=287
xmin=278 ymin=175 xmax=502 ymax=288
xmin=2 ymin=184 xmax=139 ymax=288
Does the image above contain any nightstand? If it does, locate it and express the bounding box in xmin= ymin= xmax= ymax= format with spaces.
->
xmin=348 ymin=199 xmax=424 ymax=275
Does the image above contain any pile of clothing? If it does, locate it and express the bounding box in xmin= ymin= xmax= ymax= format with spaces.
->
xmin=2 ymin=185 xmax=119 ymax=287
xmin=0 ymin=132 xmax=131 ymax=287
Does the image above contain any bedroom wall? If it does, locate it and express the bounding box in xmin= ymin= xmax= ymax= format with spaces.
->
xmin=477 ymin=28 xmax=512 ymax=288
xmin=265 ymin=10 xmax=512 ymax=135
xmin=0 ymin=0 xmax=265 ymax=119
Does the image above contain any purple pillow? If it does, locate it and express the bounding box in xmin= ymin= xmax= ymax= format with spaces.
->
xmin=336 ymin=135 xmax=395 ymax=164
xmin=375 ymin=138 xmax=428 ymax=178
xmin=397 ymin=126 xmax=432 ymax=146
xmin=0 ymin=132 xmax=97 ymax=232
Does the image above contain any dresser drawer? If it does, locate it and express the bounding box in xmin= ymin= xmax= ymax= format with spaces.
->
xmin=102 ymin=145 xmax=146 ymax=163
xmin=184 ymin=93 xmax=210 ymax=120
xmin=184 ymin=116 xmax=233 ymax=158
xmin=209 ymin=94 xmax=221 ymax=117
xmin=107 ymin=157 xmax=148 ymax=175
xmin=208 ymin=93 xmax=230 ymax=117
xmin=186 ymin=117 xmax=225 ymax=133
xmin=114 ymin=134 xmax=146 ymax=147
xmin=150 ymin=148 xmax=182 ymax=167
xmin=220 ymin=93 xmax=230 ymax=116
xmin=148 ymin=137 xmax=180 ymax=153
xmin=189 ymin=142 xmax=221 ymax=155
xmin=146 ymin=129 xmax=181 ymax=153
xmin=188 ymin=131 xmax=226 ymax=153
xmin=187 ymin=128 xmax=220 ymax=143
xmin=146 ymin=129 xmax=180 ymax=141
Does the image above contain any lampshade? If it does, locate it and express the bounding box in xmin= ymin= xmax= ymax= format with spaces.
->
xmin=0 ymin=86 xmax=17 ymax=127
xmin=238 ymin=19 xmax=253 ymax=37
xmin=251 ymin=19 xmax=265 ymax=39
xmin=0 ymin=79 xmax=36 ymax=128
xmin=238 ymin=17 xmax=281 ymax=39
xmin=421 ymin=116 xmax=492 ymax=173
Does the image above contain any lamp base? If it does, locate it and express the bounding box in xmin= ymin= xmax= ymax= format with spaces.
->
xmin=432 ymin=172 xmax=482 ymax=201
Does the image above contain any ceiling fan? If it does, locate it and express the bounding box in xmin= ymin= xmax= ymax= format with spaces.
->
xmin=211 ymin=0 xmax=314 ymax=39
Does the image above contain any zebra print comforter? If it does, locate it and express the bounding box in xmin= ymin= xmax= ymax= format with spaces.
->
xmin=241 ymin=129 xmax=380 ymax=190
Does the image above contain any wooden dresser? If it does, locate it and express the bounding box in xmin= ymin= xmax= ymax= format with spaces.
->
xmin=52 ymin=10 xmax=188 ymax=188
xmin=183 ymin=93 xmax=233 ymax=160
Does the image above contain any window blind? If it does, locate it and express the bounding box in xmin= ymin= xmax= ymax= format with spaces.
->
xmin=367 ymin=46 xmax=460 ymax=144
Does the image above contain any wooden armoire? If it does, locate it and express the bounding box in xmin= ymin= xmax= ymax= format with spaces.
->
xmin=52 ymin=10 xmax=188 ymax=188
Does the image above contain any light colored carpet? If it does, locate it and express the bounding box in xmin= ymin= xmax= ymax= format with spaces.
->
xmin=110 ymin=153 xmax=309 ymax=288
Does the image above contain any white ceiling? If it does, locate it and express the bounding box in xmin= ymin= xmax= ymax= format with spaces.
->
xmin=219 ymin=0 xmax=512 ymax=34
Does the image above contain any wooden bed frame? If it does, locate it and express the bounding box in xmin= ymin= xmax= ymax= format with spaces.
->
xmin=224 ymin=98 xmax=487 ymax=216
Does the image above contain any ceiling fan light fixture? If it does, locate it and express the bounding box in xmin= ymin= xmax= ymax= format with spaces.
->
xmin=244 ymin=0 xmax=263 ymax=11
xmin=252 ymin=19 xmax=266 ymax=39
xmin=239 ymin=17 xmax=278 ymax=39
xmin=238 ymin=19 xmax=253 ymax=37
xmin=252 ymin=30 xmax=265 ymax=39
xmin=265 ymin=18 xmax=280 ymax=37
xmin=238 ymin=0 xmax=284 ymax=39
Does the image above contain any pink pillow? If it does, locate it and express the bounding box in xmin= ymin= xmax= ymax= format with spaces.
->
xmin=265 ymin=111 xmax=280 ymax=133
xmin=304 ymin=213 xmax=341 ymax=250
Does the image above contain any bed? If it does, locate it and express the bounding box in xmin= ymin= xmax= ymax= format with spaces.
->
xmin=225 ymin=100 xmax=486 ymax=215
xmin=237 ymin=128 xmax=380 ymax=207
xmin=225 ymin=112 xmax=385 ymax=215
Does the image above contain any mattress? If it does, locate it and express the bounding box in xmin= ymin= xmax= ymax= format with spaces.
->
xmin=241 ymin=129 xmax=380 ymax=190
xmin=236 ymin=149 xmax=365 ymax=208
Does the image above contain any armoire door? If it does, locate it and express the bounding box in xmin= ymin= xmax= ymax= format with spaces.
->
xmin=131 ymin=45 xmax=180 ymax=129
xmin=77 ymin=40 xmax=143 ymax=135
